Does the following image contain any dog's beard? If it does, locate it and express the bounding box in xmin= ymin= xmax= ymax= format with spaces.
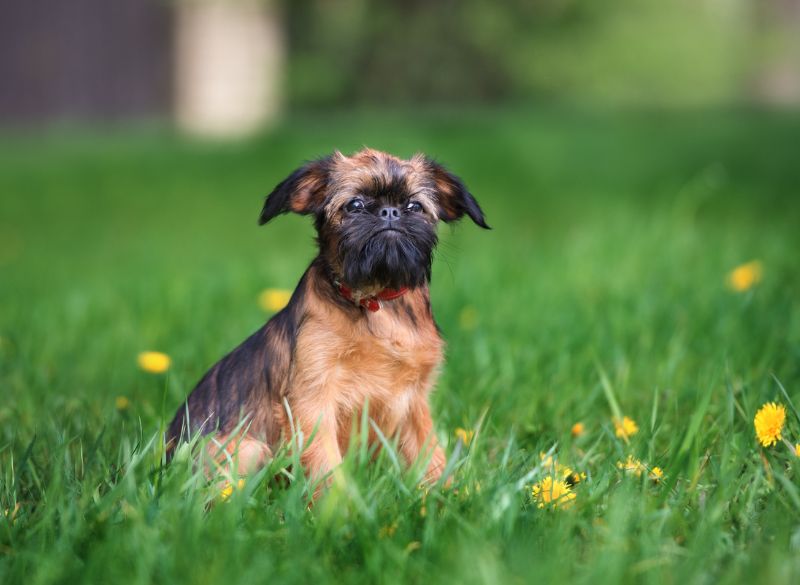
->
xmin=336 ymin=220 xmax=437 ymax=290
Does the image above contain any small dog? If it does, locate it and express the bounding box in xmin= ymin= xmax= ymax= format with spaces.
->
xmin=166 ymin=148 xmax=488 ymax=491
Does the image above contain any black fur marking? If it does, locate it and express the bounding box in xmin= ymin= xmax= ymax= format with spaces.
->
xmin=401 ymin=300 xmax=418 ymax=326
xmin=312 ymin=257 xmax=360 ymax=312
xmin=336 ymin=209 xmax=437 ymax=290
xmin=366 ymin=161 xmax=412 ymax=204
xmin=259 ymin=156 xmax=333 ymax=225
xmin=424 ymin=157 xmax=490 ymax=229
xmin=166 ymin=270 xmax=309 ymax=449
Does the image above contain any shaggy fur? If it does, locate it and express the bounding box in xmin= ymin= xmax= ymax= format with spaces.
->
xmin=166 ymin=148 xmax=488 ymax=491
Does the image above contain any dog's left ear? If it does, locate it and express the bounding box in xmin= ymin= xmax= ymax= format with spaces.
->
xmin=425 ymin=158 xmax=490 ymax=229
xmin=259 ymin=155 xmax=334 ymax=225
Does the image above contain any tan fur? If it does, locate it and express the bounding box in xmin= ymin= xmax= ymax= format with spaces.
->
xmin=324 ymin=149 xmax=439 ymax=220
xmin=206 ymin=433 xmax=273 ymax=477
xmin=286 ymin=265 xmax=444 ymax=484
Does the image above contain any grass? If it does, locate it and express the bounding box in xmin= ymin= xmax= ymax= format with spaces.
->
xmin=1 ymin=107 xmax=799 ymax=584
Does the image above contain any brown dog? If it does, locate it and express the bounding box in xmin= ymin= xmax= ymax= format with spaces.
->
xmin=166 ymin=148 xmax=488 ymax=492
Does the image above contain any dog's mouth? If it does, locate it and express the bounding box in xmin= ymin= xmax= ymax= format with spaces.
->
xmin=336 ymin=217 xmax=437 ymax=290
xmin=370 ymin=227 xmax=403 ymax=239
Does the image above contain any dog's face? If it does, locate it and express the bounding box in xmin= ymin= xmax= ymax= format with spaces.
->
xmin=259 ymin=149 xmax=488 ymax=290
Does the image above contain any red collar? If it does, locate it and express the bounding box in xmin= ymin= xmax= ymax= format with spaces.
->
xmin=336 ymin=282 xmax=409 ymax=312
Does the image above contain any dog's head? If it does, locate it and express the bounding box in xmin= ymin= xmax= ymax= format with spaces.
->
xmin=259 ymin=148 xmax=488 ymax=290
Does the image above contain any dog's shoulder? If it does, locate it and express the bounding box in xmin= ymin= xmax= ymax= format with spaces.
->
xmin=166 ymin=271 xmax=311 ymax=446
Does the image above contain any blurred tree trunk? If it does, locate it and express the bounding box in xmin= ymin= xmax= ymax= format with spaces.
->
xmin=174 ymin=0 xmax=284 ymax=138
xmin=751 ymin=0 xmax=800 ymax=105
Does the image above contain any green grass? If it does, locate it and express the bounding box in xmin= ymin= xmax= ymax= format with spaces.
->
xmin=1 ymin=107 xmax=800 ymax=584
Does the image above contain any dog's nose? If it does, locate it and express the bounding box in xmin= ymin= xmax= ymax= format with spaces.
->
xmin=379 ymin=206 xmax=401 ymax=221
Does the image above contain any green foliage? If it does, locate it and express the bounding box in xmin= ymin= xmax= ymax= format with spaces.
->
xmin=1 ymin=108 xmax=800 ymax=583
xmin=286 ymin=0 xmax=753 ymax=107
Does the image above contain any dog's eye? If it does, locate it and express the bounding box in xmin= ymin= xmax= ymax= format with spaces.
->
xmin=345 ymin=198 xmax=365 ymax=213
xmin=405 ymin=201 xmax=423 ymax=213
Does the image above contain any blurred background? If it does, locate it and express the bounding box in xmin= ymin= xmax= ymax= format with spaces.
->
xmin=1 ymin=0 xmax=799 ymax=134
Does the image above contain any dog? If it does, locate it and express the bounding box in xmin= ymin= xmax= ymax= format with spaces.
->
xmin=166 ymin=148 xmax=488 ymax=493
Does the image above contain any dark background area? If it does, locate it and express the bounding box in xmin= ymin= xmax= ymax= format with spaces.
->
xmin=0 ymin=0 xmax=172 ymax=125
xmin=1 ymin=0 xmax=798 ymax=128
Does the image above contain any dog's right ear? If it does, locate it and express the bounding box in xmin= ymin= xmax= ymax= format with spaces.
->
xmin=259 ymin=155 xmax=334 ymax=225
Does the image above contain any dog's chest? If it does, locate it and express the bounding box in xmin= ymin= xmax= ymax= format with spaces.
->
xmin=291 ymin=307 xmax=443 ymax=415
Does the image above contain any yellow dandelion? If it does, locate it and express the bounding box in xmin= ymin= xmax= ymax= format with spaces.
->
xmin=3 ymin=503 xmax=20 ymax=523
xmin=617 ymin=456 xmax=663 ymax=483
xmin=531 ymin=476 xmax=576 ymax=509
xmin=115 ymin=396 xmax=130 ymax=411
xmin=258 ymin=288 xmax=292 ymax=312
xmin=458 ymin=306 xmax=479 ymax=331
xmin=455 ymin=427 xmax=474 ymax=446
xmin=539 ymin=452 xmax=585 ymax=486
xmin=617 ymin=455 xmax=645 ymax=477
xmin=219 ymin=478 xmax=246 ymax=501
xmin=418 ymin=485 xmax=429 ymax=517
xmin=614 ymin=416 xmax=639 ymax=440
xmin=727 ymin=260 xmax=762 ymax=292
xmin=754 ymin=402 xmax=786 ymax=447
xmin=795 ymin=444 xmax=800 ymax=457
xmin=649 ymin=466 xmax=664 ymax=483
xmin=571 ymin=422 xmax=585 ymax=438
xmin=540 ymin=452 xmax=569 ymax=476
xmin=137 ymin=351 xmax=171 ymax=374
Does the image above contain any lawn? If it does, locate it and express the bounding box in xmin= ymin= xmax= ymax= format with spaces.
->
xmin=1 ymin=108 xmax=799 ymax=584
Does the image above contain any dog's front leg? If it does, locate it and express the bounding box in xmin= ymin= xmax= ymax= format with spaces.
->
xmin=293 ymin=403 xmax=343 ymax=497
xmin=399 ymin=399 xmax=447 ymax=485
